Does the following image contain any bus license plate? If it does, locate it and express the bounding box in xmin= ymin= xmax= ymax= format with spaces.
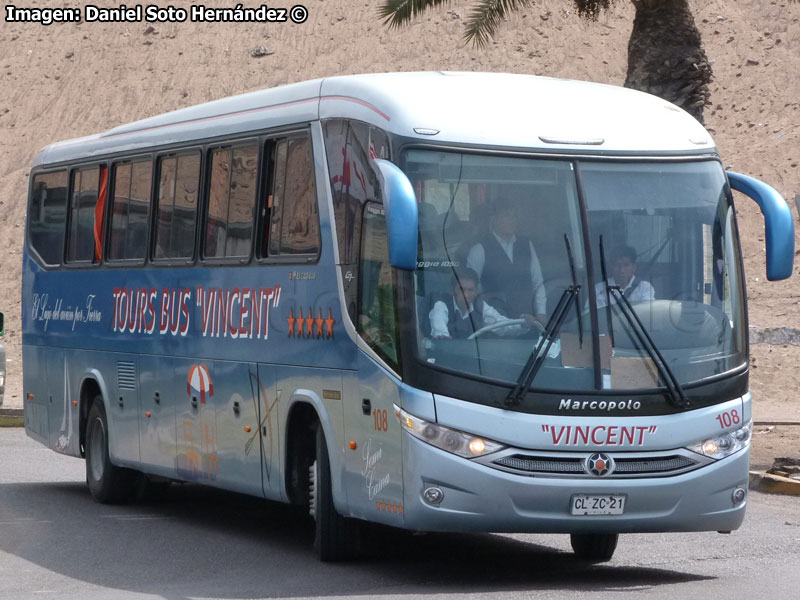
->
xmin=570 ymin=494 xmax=626 ymax=516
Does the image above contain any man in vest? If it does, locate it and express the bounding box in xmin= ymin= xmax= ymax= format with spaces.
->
xmin=429 ymin=268 xmax=538 ymax=339
xmin=466 ymin=201 xmax=547 ymax=325
xmin=595 ymin=244 xmax=655 ymax=307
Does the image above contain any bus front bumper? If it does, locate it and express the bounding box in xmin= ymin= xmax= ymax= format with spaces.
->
xmin=401 ymin=434 xmax=749 ymax=534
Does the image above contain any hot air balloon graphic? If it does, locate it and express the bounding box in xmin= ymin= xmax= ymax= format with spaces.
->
xmin=187 ymin=363 xmax=214 ymax=404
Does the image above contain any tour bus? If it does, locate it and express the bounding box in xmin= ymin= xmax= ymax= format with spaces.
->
xmin=22 ymin=72 xmax=794 ymax=562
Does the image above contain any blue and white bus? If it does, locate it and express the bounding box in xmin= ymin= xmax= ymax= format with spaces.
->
xmin=22 ymin=72 xmax=794 ymax=561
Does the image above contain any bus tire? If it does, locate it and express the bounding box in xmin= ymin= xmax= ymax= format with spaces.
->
xmin=310 ymin=424 xmax=360 ymax=561
xmin=570 ymin=533 xmax=619 ymax=562
xmin=85 ymin=396 xmax=137 ymax=503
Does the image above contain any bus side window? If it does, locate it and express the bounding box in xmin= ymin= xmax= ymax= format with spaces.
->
xmin=29 ymin=170 xmax=68 ymax=266
xmin=358 ymin=203 xmax=400 ymax=371
xmin=154 ymin=153 xmax=200 ymax=261
xmin=108 ymin=159 xmax=152 ymax=262
xmin=204 ymin=144 xmax=258 ymax=260
xmin=66 ymin=166 xmax=104 ymax=264
xmin=262 ymin=132 xmax=320 ymax=258
xmin=322 ymin=119 xmax=389 ymax=320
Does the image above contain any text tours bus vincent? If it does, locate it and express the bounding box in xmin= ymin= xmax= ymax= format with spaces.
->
xmin=22 ymin=72 xmax=795 ymax=561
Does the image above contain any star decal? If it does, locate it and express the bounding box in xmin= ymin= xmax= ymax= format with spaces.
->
xmin=325 ymin=309 xmax=335 ymax=338
xmin=287 ymin=308 xmax=295 ymax=336
xmin=315 ymin=309 xmax=324 ymax=337
xmin=305 ymin=308 xmax=314 ymax=337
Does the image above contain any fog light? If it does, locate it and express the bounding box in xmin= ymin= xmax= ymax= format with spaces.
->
xmin=732 ymin=487 xmax=746 ymax=505
xmin=423 ymin=486 xmax=444 ymax=506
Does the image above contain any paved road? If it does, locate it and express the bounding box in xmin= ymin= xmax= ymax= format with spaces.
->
xmin=1 ymin=427 xmax=799 ymax=600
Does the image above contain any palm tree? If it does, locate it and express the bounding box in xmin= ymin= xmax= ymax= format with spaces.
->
xmin=380 ymin=0 xmax=714 ymax=123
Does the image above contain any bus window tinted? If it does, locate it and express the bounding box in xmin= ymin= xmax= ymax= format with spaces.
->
xmin=359 ymin=203 xmax=399 ymax=370
xmin=323 ymin=119 xmax=388 ymax=320
xmin=266 ymin=133 xmax=320 ymax=257
xmin=29 ymin=170 xmax=68 ymax=265
xmin=67 ymin=167 xmax=104 ymax=263
xmin=154 ymin=153 xmax=200 ymax=260
xmin=109 ymin=160 xmax=152 ymax=261
xmin=205 ymin=144 xmax=258 ymax=259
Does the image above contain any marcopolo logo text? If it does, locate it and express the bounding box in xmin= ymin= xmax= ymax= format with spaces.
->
xmin=558 ymin=398 xmax=642 ymax=412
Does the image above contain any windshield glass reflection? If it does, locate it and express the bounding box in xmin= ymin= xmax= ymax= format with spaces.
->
xmin=406 ymin=150 xmax=594 ymax=390
xmin=407 ymin=151 xmax=746 ymax=393
xmin=580 ymin=160 xmax=746 ymax=388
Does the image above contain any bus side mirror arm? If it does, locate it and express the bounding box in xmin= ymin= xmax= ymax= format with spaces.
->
xmin=372 ymin=159 xmax=418 ymax=271
xmin=727 ymin=171 xmax=795 ymax=281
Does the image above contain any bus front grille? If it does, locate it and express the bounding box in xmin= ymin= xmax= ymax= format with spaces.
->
xmin=494 ymin=455 xmax=585 ymax=474
xmin=485 ymin=450 xmax=709 ymax=478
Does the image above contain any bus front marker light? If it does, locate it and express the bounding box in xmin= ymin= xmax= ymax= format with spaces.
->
xmin=468 ymin=438 xmax=486 ymax=455
xmin=349 ymin=440 xmax=357 ymax=450
xmin=423 ymin=487 xmax=444 ymax=505
xmin=732 ymin=487 xmax=746 ymax=505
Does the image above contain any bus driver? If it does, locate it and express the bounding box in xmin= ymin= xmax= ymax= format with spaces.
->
xmin=429 ymin=268 xmax=538 ymax=339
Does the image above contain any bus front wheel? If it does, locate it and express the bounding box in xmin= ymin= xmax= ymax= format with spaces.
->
xmin=570 ymin=533 xmax=619 ymax=562
xmin=309 ymin=424 xmax=361 ymax=561
xmin=85 ymin=397 xmax=137 ymax=503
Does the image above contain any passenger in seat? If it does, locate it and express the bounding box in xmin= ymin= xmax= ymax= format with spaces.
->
xmin=429 ymin=268 xmax=538 ymax=339
xmin=596 ymin=244 xmax=655 ymax=307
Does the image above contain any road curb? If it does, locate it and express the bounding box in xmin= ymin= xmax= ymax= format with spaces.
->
xmin=749 ymin=470 xmax=800 ymax=496
xmin=0 ymin=408 xmax=24 ymax=428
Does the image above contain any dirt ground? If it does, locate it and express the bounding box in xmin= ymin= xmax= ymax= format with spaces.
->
xmin=0 ymin=1 xmax=798 ymax=464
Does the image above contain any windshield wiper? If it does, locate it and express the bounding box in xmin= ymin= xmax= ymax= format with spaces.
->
xmin=598 ymin=238 xmax=691 ymax=410
xmin=506 ymin=235 xmax=581 ymax=407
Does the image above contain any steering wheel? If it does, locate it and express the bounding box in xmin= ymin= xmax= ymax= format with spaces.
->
xmin=467 ymin=319 xmax=527 ymax=340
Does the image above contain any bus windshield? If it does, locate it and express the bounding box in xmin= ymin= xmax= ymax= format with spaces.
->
xmin=407 ymin=150 xmax=746 ymax=393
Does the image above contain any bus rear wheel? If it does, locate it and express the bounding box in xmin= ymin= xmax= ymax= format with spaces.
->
xmin=85 ymin=396 xmax=138 ymax=503
xmin=570 ymin=533 xmax=619 ymax=562
xmin=309 ymin=424 xmax=361 ymax=561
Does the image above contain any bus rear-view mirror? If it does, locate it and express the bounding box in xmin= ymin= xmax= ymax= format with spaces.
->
xmin=373 ymin=158 xmax=418 ymax=271
xmin=727 ymin=171 xmax=795 ymax=280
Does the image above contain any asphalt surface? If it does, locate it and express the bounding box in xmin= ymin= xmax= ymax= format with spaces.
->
xmin=1 ymin=427 xmax=800 ymax=600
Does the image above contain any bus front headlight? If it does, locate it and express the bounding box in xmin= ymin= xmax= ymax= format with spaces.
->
xmin=686 ymin=421 xmax=752 ymax=459
xmin=396 ymin=406 xmax=505 ymax=459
